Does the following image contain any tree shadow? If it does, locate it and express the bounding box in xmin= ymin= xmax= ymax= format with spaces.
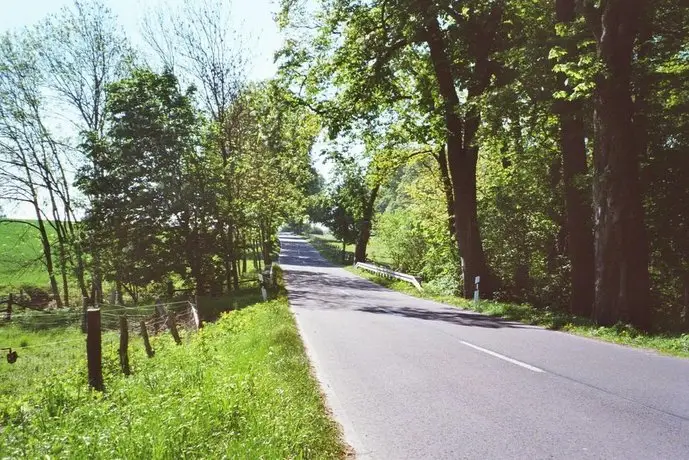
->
xmin=279 ymin=234 xmax=532 ymax=330
xmin=356 ymin=305 xmax=529 ymax=329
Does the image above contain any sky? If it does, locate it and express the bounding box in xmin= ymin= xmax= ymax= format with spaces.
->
xmin=0 ymin=0 xmax=332 ymax=219
xmin=0 ymin=0 xmax=283 ymax=80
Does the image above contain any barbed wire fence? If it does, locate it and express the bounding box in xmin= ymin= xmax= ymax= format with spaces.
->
xmin=1 ymin=265 xmax=277 ymax=391
xmin=0 ymin=297 xmax=202 ymax=390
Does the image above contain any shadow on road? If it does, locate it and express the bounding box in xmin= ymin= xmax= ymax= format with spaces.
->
xmin=279 ymin=234 xmax=530 ymax=330
xmin=357 ymin=305 xmax=528 ymax=329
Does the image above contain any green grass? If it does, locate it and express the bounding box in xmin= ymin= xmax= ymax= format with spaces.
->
xmin=0 ymin=294 xmax=345 ymax=458
xmin=0 ymin=220 xmax=54 ymax=292
xmin=307 ymin=235 xmax=351 ymax=265
xmin=307 ymin=233 xmax=393 ymax=266
xmin=344 ymin=266 xmax=689 ymax=359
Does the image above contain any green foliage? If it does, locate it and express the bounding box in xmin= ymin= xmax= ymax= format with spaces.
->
xmin=374 ymin=211 xmax=426 ymax=274
xmin=374 ymin=158 xmax=460 ymax=290
xmin=78 ymin=68 xmax=202 ymax=290
xmin=316 ymin=160 xmax=368 ymax=246
xmin=0 ymin=298 xmax=345 ymax=458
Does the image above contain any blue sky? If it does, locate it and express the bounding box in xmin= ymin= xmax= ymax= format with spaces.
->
xmin=0 ymin=0 xmax=283 ymax=81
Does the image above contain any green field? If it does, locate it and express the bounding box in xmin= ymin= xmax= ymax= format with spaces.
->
xmin=0 ymin=220 xmax=54 ymax=292
xmin=0 ymin=294 xmax=345 ymax=458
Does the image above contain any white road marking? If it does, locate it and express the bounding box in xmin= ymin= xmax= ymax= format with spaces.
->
xmin=460 ymin=340 xmax=545 ymax=373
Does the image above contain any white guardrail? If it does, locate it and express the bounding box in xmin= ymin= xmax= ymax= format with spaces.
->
xmin=355 ymin=262 xmax=423 ymax=291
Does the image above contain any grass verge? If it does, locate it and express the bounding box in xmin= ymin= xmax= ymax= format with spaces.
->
xmin=343 ymin=266 xmax=689 ymax=359
xmin=305 ymin=233 xmax=393 ymax=267
xmin=0 ymin=295 xmax=345 ymax=458
xmin=306 ymin=235 xmax=349 ymax=266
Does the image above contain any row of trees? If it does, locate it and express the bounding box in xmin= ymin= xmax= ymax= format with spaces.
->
xmin=0 ymin=0 xmax=317 ymax=305
xmin=280 ymin=0 xmax=689 ymax=331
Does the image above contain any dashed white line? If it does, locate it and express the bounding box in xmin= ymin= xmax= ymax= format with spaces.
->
xmin=460 ymin=340 xmax=545 ymax=373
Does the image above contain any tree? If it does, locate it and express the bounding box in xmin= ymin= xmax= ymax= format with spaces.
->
xmin=143 ymin=0 xmax=248 ymax=290
xmin=579 ymin=0 xmax=652 ymax=329
xmin=278 ymin=0 xmax=508 ymax=297
xmin=36 ymin=0 xmax=133 ymax=304
xmin=553 ymin=0 xmax=595 ymax=317
xmin=77 ymin=68 xmax=201 ymax=295
xmin=0 ymin=31 xmax=64 ymax=307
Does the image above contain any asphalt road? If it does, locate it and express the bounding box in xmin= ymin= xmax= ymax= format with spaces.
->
xmin=278 ymin=234 xmax=689 ymax=459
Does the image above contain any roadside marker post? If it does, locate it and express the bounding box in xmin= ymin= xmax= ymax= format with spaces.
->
xmin=473 ymin=276 xmax=480 ymax=304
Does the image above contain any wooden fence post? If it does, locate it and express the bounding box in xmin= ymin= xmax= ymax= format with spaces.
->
xmin=168 ymin=311 xmax=182 ymax=345
xmin=119 ymin=315 xmax=131 ymax=376
xmin=4 ymin=294 xmax=12 ymax=321
xmin=140 ymin=320 xmax=155 ymax=358
xmin=86 ymin=308 xmax=104 ymax=391
xmin=166 ymin=280 xmax=174 ymax=299
xmin=155 ymin=301 xmax=167 ymax=333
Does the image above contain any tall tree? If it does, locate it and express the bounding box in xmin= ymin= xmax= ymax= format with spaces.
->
xmin=77 ymin=69 xmax=201 ymax=295
xmin=38 ymin=0 xmax=133 ymax=304
xmin=0 ymin=33 xmax=63 ymax=307
xmin=142 ymin=0 xmax=247 ymax=291
xmin=278 ymin=0 xmax=507 ymax=297
xmin=580 ymin=0 xmax=652 ymax=329
xmin=553 ymin=0 xmax=595 ymax=316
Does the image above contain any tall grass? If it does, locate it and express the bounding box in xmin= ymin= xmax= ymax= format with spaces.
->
xmin=0 ymin=297 xmax=345 ymax=458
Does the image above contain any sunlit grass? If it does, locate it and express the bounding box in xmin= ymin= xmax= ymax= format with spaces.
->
xmin=307 ymin=233 xmax=393 ymax=266
xmin=0 ymin=294 xmax=345 ymax=458
xmin=0 ymin=220 xmax=54 ymax=291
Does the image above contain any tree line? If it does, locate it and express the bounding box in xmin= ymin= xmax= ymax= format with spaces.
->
xmin=279 ymin=0 xmax=689 ymax=331
xmin=0 ymin=0 xmax=318 ymax=306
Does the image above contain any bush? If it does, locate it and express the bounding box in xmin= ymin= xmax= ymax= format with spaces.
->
xmin=374 ymin=211 xmax=427 ymax=274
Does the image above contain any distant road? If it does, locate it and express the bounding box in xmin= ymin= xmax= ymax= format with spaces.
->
xmin=279 ymin=234 xmax=689 ymax=459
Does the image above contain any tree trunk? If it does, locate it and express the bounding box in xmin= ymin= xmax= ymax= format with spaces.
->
xmin=34 ymin=207 xmax=62 ymax=308
xmin=354 ymin=184 xmax=380 ymax=263
xmin=435 ymin=145 xmax=456 ymax=244
xmin=423 ymin=14 xmax=498 ymax=299
xmin=556 ymin=0 xmax=595 ymax=317
xmin=261 ymin=221 xmax=273 ymax=267
xmin=72 ymin=233 xmax=90 ymax=302
xmin=436 ymin=145 xmax=463 ymax=294
xmin=588 ymin=0 xmax=651 ymax=330
xmin=559 ymin=104 xmax=595 ymax=317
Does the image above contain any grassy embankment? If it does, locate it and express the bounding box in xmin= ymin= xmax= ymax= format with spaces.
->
xmin=0 ymin=220 xmax=53 ymax=292
xmin=0 ymin=284 xmax=345 ymax=458
xmin=305 ymin=232 xmax=689 ymax=358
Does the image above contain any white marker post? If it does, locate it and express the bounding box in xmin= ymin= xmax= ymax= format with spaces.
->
xmin=473 ymin=276 xmax=480 ymax=304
